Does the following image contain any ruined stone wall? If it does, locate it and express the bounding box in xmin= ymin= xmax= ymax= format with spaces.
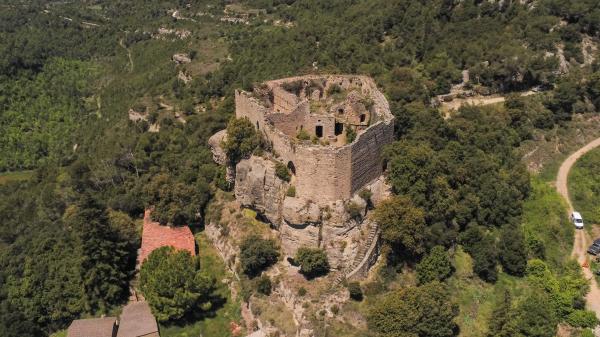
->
xmin=349 ymin=121 xmax=395 ymax=195
xmin=272 ymin=86 xmax=299 ymax=113
xmin=267 ymin=101 xmax=309 ymax=137
xmin=235 ymin=90 xmax=268 ymax=131
xmin=304 ymin=113 xmax=336 ymax=139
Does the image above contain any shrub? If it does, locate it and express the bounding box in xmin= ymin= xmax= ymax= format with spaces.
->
xmin=346 ymin=125 xmax=357 ymax=143
xmin=297 ymin=129 xmax=310 ymax=140
xmin=275 ymin=162 xmax=291 ymax=182
xmin=345 ymin=201 xmax=363 ymax=220
xmin=222 ymin=117 xmax=260 ymax=164
xmin=286 ymin=186 xmax=296 ymax=197
xmin=331 ymin=305 xmax=339 ymax=315
xmin=327 ymin=83 xmax=342 ymax=95
xmin=358 ymin=188 xmax=372 ymax=203
xmin=416 ymin=246 xmax=453 ymax=285
xmin=256 ymin=275 xmax=272 ymax=295
xmin=297 ymin=287 xmax=307 ymax=296
xmin=566 ymin=310 xmax=599 ymax=328
xmin=347 ymin=282 xmax=363 ymax=301
xmin=499 ymin=225 xmax=527 ymax=276
xmin=240 ymin=235 xmax=280 ymax=278
xmin=295 ymin=247 xmax=330 ymax=278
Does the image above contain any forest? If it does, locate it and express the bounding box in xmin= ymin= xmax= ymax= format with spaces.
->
xmin=1 ymin=0 xmax=600 ymax=336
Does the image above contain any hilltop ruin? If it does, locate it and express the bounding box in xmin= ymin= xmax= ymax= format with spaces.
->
xmin=210 ymin=74 xmax=394 ymax=274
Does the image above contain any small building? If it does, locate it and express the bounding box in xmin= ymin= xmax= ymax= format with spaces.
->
xmin=117 ymin=301 xmax=159 ymax=337
xmin=67 ymin=317 xmax=117 ymax=337
xmin=137 ymin=209 xmax=196 ymax=267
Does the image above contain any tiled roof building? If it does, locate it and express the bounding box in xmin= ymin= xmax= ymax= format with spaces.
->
xmin=117 ymin=301 xmax=159 ymax=337
xmin=138 ymin=209 xmax=196 ymax=267
xmin=67 ymin=317 xmax=117 ymax=337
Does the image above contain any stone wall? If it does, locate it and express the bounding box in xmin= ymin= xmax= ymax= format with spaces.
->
xmin=234 ymin=75 xmax=394 ymax=204
xmin=349 ymin=121 xmax=395 ymax=195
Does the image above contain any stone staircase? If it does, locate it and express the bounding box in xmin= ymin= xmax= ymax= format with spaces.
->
xmin=333 ymin=222 xmax=380 ymax=286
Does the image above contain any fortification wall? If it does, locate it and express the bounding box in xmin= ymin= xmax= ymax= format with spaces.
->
xmin=272 ymin=86 xmax=299 ymax=113
xmin=235 ymin=90 xmax=268 ymax=131
xmin=294 ymin=145 xmax=351 ymax=202
xmin=349 ymin=121 xmax=395 ymax=194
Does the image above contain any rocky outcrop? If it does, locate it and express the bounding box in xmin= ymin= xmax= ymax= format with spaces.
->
xmin=208 ymin=130 xmax=228 ymax=165
xmin=172 ymin=53 xmax=191 ymax=64
xmin=235 ymin=156 xmax=287 ymax=225
xmin=280 ymin=222 xmax=320 ymax=258
xmin=282 ymin=197 xmax=320 ymax=225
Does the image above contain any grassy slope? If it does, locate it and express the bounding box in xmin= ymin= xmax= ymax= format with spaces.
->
xmin=0 ymin=170 xmax=33 ymax=185
xmin=159 ymin=233 xmax=243 ymax=337
xmin=569 ymin=147 xmax=600 ymax=225
xmin=450 ymin=176 xmax=573 ymax=336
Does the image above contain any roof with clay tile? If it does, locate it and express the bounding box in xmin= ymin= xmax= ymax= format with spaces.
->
xmin=138 ymin=209 xmax=196 ymax=267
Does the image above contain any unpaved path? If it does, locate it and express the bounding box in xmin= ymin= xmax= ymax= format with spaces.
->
xmin=440 ymin=90 xmax=536 ymax=117
xmin=119 ymin=37 xmax=134 ymax=72
xmin=556 ymin=137 xmax=600 ymax=318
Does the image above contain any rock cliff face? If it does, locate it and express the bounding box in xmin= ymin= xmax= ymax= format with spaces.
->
xmin=235 ymin=156 xmax=287 ymax=225
xmin=208 ymin=129 xmax=228 ymax=166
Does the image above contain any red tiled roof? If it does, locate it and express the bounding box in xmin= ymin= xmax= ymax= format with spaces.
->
xmin=138 ymin=209 xmax=196 ymax=267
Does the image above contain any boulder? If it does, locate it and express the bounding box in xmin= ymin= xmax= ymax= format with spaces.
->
xmin=235 ymin=156 xmax=286 ymax=225
xmin=208 ymin=130 xmax=228 ymax=165
xmin=282 ymin=197 xmax=320 ymax=225
xmin=172 ymin=53 xmax=191 ymax=64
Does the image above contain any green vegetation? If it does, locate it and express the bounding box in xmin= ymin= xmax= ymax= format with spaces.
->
xmin=239 ymin=235 xmax=280 ymax=278
xmin=294 ymin=247 xmax=330 ymax=279
xmin=296 ymin=129 xmax=311 ymax=140
xmin=256 ymin=275 xmax=272 ymax=295
xmin=347 ymin=282 xmax=363 ymax=301
xmin=222 ymin=117 xmax=261 ymax=165
xmin=140 ymin=246 xmax=216 ymax=322
xmin=274 ymin=161 xmax=291 ymax=182
xmin=367 ymin=282 xmax=458 ymax=337
xmin=569 ymin=147 xmax=600 ymax=224
xmin=160 ymin=234 xmax=242 ymax=337
xmin=286 ymin=185 xmax=296 ymax=197
xmin=374 ymin=196 xmax=426 ymax=258
xmin=416 ymin=246 xmax=454 ymax=285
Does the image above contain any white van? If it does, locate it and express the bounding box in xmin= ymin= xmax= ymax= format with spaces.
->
xmin=571 ymin=211 xmax=584 ymax=229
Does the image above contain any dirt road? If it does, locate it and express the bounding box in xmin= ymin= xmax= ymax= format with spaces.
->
xmin=556 ymin=137 xmax=600 ymax=318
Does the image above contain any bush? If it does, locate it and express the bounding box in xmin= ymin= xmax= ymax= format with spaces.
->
xmin=297 ymin=129 xmax=311 ymax=140
xmin=347 ymin=282 xmax=363 ymax=301
xmin=358 ymin=188 xmax=372 ymax=203
xmin=222 ymin=117 xmax=260 ymax=164
xmin=275 ymin=162 xmax=291 ymax=182
xmin=346 ymin=125 xmax=357 ymax=143
xmin=331 ymin=305 xmax=339 ymax=315
xmin=295 ymin=247 xmax=330 ymax=278
xmin=240 ymin=235 xmax=280 ymax=278
xmin=140 ymin=247 xmax=216 ymax=322
xmin=298 ymin=287 xmax=307 ymax=296
xmin=566 ymin=310 xmax=599 ymax=328
xmin=286 ymin=186 xmax=296 ymax=197
xmin=327 ymin=83 xmax=342 ymax=95
xmin=345 ymin=201 xmax=363 ymax=220
xmin=416 ymin=246 xmax=453 ymax=285
xmin=256 ymin=275 xmax=272 ymax=295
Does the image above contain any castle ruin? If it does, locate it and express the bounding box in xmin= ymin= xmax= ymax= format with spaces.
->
xmin=210 ymin=75 xmax=394 ymax=273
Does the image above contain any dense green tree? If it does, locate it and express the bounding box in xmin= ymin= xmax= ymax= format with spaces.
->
xmin=367 ymin=282 xmax=458 ymax=337
xmin=222 ymin=117 xmax=260 ymax=165
xmin=240 ymin=235 xmax=280 ymax=277
xmin=416 ymin=246 xmax=454 ymax=285
xmin=374 ymin=196 xmax=427 ymax=258
xmin=140 ymin=246 xmax=216 ymax=322
xmin=294 ymin=247 xmax=330 ymax=279
xmin=499 ymin=225 xmax=528 ymax=276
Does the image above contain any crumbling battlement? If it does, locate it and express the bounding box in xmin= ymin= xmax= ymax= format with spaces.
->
xmin=235 ymin=75 xmax=394 ymax=203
